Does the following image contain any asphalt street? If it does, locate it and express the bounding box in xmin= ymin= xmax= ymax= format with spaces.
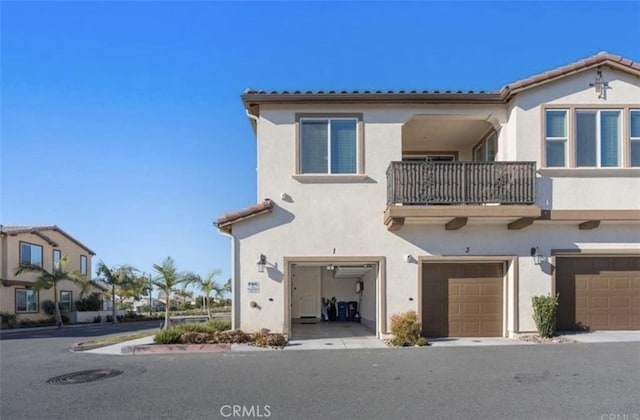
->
xmin=1 ymin=324 xmax=638 ymax=420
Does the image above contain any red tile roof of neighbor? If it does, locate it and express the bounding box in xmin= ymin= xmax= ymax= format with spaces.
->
xmin=214 ymin=199 xmax=274 ymax=232
xmin=0 ymin=225 xmax=96 ymax=255
xmin=241 ymin=52 xmax=640 ymax=105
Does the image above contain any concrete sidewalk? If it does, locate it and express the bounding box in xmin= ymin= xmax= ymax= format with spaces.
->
xmin=558 ymin=330 xmax=640 ymax=343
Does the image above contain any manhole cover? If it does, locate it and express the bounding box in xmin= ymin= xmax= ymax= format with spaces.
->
xmin=47 ymin=369 xmax=123 ymax=385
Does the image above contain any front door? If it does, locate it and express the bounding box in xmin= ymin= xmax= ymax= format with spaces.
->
xmin=291 ymin=266 xmax=320 ymax=318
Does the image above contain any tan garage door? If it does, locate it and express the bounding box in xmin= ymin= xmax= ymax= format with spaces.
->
xmin=422 ymin=263 xmax=503 ymax=337
xmin=556 ymin=256 xmax=640 ymax=331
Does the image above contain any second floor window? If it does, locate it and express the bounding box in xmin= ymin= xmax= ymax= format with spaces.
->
xmin=631 ymin=110 xmax=640 ymax=167
xmin=53 ymin=249 xmax=61 ymax=270
xmin=80 ymin=255 xmax=88 ymax=276
xmin=576 ymin=110 xmax=620 ymax=167
xmin=300 ymin=119 xmax=357 ymax=174
xmin=20 ymin=242 xmax=43 ymax=267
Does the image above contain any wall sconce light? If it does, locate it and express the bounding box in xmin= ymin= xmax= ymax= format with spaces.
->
xmin=530 ymin=247 xmax=545 ymax=265
xmin=257 ymin=254 xmax=267 ymax=273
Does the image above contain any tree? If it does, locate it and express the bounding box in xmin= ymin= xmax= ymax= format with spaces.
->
xmin=14 ymin=253 xmax=84 ymax=328
xmin=95 ymin=261 xmax=138 ymax=324
xmin=224 ymin=277 xmax=231 ymax=296
xmin=152 ymin=257 xmax=194 ymax=329
xmin=188 ymin=270 xmax=223 ymax=319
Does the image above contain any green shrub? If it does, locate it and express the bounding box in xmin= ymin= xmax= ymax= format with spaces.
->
xmin=205 ymin=318 xmax=231 ymax=332
xmin=416 ymin=337 xmax=429 ymax=347
xmin=154 ymin=329 xmax=184 ymax=344
xmin=75 ymin=293 xmax=102 ymax=311
xmin=390 ymin=310 xmax=422 ymax=346
xmin=532 ymin=294 xmax=559 ymax=338
xmin=41 ymin=300 xmax=56 ymax=315
xmin=0 ymin=313 xmax=19 ymax=329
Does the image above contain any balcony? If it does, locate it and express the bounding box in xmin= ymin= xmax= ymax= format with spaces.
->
xmin=385 ymin=161 xmax=540 ymax=230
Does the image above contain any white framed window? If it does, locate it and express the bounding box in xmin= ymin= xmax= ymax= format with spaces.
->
xmin=576 ymin=109 xmax=621 ymax=167
xmin=53 ymin=249 xmax=61 ymax=270
xmin=545 ymin=110 xmax=568 ymax=167
xmin=473 ymin=132 xmax=497 ymax=162
xmin=631 ymin=110 xmax=640 ymax=167
xmin=60 ymin=291 xmax=73 ymax=312
xmin=20 ymin=242 xmax=43 ymax=267
xmin=299 ymin=118 xmax=358 ymax=174
xmin=16 ymin=289 xmax=39 ymax=313
xmin=80 ymin=255 xmax=88 ymax=276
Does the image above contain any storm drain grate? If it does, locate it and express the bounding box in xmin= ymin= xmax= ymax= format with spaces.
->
xmin=47 ymin=369 xmax=123 ymax=385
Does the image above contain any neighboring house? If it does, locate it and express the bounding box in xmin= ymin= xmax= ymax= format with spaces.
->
xmin=216 ymin=52 xmax=640 ymax=339
xmin=0 ymin=225 xmax=101 ymax=321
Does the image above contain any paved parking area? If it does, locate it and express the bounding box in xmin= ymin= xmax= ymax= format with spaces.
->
xmin=286 ymin=321 xmax=387 ymax=350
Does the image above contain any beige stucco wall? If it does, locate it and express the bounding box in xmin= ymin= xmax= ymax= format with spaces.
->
xmin=0 ymin=229 xmax=95 ymax=320
xmin=229 ymin=67 xmax=640 ymax=337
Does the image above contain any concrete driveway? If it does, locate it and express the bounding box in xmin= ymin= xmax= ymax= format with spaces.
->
xmin=286 ymin=321 xmax=387 ymax=350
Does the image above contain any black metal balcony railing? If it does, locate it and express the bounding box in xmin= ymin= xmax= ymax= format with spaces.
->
xmin=386 ymin=161 xmax=536 ymax=206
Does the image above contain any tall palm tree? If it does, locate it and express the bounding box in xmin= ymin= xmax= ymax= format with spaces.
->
xmin=152 ymin=257 xmax=194 ymax=329
xmin=14 ymin=253 xmax=84 ymax=328
xmin=189 ymin=269 xmax=222 ymax=319
xmin=95 ymin=261 xmax=138 ymax=324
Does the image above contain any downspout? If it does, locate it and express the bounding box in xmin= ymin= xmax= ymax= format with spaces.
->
xmin=245 ymin=108 xmax=261 ymax=201
xmin=220 ymin=230 xmax=239 ymax=330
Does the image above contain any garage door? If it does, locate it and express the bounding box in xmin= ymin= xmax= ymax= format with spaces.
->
xmin=556 ymin=256 xmax=640 ymax=331
xmin=422 ymin=263 xmax=503 ymax=337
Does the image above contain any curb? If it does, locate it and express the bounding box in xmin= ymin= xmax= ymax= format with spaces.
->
xmin=129 ymin=343 xmax=232 ymax=355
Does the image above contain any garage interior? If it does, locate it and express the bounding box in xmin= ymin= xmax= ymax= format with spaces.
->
xmin=290 ymin=263 xmax=377 ymax=339
xmin=422 ymin=262 xmax=505 ymax=338
xmin=556 ymin=256 xmax=639 ymax=331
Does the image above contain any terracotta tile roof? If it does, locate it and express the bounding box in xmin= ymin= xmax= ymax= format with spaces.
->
xmin=504 ymin=51 xmax=640 ymax=93
xmin=242 ymin=52 xmax=639 ymax=106
xmin=0 ymin=225 xmax=96 ymax=255
xmin=214 ymin=199 xmax=274 ymax=232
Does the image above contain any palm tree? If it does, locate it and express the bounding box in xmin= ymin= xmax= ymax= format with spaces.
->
xmin=14 ymin=254 xmax=84 ymax=328
xmin=224 ymin=277 xmax=231 ymax=296
xmin=95 ymin=261 xmax=138 ymax=324
xmin=152 ymin=257 xmax=194 ymax=329
xmin=189 ymin=269 xmax=222 ymax=319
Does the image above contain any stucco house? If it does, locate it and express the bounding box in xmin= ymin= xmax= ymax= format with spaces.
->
xmin=215 ymin=52 xmax=640 ymax=340
xmin=0 ymin=225 xmax=102 ymax=322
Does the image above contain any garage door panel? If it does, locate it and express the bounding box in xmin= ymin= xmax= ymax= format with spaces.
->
xmin=422 ymin=263 xmax=503 ymax=337
xmin=556 ymin=256 xmax=640 ymax=331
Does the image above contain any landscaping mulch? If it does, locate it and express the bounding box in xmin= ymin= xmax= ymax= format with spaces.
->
xmin=517 ymin=334 xmax=577 ymax=344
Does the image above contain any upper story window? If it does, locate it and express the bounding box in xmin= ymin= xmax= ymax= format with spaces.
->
xmin=576 ymin=110 xmax=620 ymax=167
xmin=298 ymin=116 xmax=360 ymax=174
xmin=631 ymin=110 xmax=640 ymax=167
xmin=20 ymin=242 xmax=43 ymax=267
xmin=473 ymin=132 xmax=497 ymax=162
xmin=544 ymin=108 xmax=637 ymax=168
xmin=80 ymin=255 xmax=88 ymax=276
xmin=53 ymin=249 xmax=61 ymax=270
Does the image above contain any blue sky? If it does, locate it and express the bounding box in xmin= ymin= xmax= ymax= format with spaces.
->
xmin=2 ymin=1 xmax=639 ymax=287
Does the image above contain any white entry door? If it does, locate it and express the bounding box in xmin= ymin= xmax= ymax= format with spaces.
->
xmin=291 ymin=266 xmax=321 ymax=318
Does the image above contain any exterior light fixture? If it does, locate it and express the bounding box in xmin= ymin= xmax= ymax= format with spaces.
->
xmin=530 ymin=247 xmax=545 ymax=265
xmin=257 ymin=254 xmax=267 ymax=273
xmin=326 ymin=264 xmax=335 ymax=271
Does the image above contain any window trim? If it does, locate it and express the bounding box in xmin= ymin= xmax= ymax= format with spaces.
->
xmin=630 ymin=109 xmax=640 ymax=167
xmin=60 ymin=290 xmax=73 ymax=312
xmin=19 ymin=241 xmax=43 ymax=267
xmin=295 ymin=113 xmax=364 ymax=177
xmin=15 ymin=289 xmax=39 ymax=313
xmin=80 ymin=255 xmax=88 ymax=276
xmin=542 ymin=105 xmax=635 ymax=168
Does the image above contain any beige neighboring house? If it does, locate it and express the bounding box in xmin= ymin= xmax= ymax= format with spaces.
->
xmin=216 ymin=52 xmax=640 ymax=339
xmin=0 ymin=225 xmax=102 ymax=321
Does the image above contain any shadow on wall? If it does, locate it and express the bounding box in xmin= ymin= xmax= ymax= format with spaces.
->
xmin=235 ymin=202 xmax=295 ymax=239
